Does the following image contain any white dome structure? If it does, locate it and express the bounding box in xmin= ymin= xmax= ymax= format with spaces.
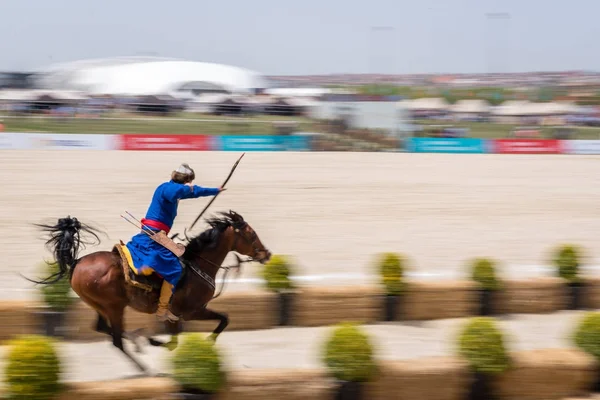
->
xmin=32 ymin=56 xmax=269 ymax=97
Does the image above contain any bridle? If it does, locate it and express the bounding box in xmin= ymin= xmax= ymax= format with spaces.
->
xmin=183 ymin=222 xmax=266 ymax=299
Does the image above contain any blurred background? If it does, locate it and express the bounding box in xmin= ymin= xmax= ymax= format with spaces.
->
xmin=1 ymin=1 xmax=600 ymax=399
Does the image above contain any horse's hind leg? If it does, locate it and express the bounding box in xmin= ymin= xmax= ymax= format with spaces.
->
xmin=94 ymin=313 xmax=145 ymax=354
xmin=107 ymin=308 xmax=150 ymax=374
xmin=95 ymin=313 xmax=111 ymax=335
xmin=144 ymin=320 xmax=181 ymax=349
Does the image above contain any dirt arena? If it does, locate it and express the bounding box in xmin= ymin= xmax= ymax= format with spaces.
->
xmin=1 ymin=150 xmax=599 ymax=299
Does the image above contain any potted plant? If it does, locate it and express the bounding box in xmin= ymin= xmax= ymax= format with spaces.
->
xmin=376 ymin=252 xmax=407 ymax=321
xmin=469 ymin=258 xmax=502 ymax=316
xmin=322 ymin=322 xmax=378 ymax=400
xmin=172 ymin=333 xmax=227 ymax=399
xmin=262 ymin=254 xmax=296 ymax=326
xmin=458 ymin=317 xmax=510 ymax=400
xmin=573 ymin=311 xmax=600 ymax=392
xmin=36 ymin=261 xmax=76 ymax=337
xmin=553 ymin=244 xmax=584 ymax=310
xmin=4 ymin=334 xmax=63 ymax=400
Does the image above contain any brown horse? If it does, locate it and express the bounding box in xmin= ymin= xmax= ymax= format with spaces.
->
xmin=32 ymin=210 xmax=271 ymax=374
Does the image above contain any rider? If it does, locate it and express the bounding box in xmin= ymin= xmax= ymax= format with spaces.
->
xmin=126 ymin=163 xmax=224 ymax=322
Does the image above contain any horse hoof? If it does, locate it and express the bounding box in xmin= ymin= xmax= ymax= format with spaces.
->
xmin=163 ymin=341 xmax=178 ymax=352
xmin=207 ymin=333 xmax=218 ymax=342
xmin=148 ymin=338 xmax=165 ymax=347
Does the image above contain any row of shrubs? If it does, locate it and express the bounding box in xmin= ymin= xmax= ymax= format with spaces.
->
xmin=264 ymin=243 xmax=585 ymax=294
xmin=7 ymin=310 xmax=600 ymax=400
xmin=262 ymin=243 xmax=588 ymax=322
xmin=31 ymin=243 xmax=587 ymax=334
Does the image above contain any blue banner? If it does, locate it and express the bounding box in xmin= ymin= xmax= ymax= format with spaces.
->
xmin=216 ymin=135 xmax=311 ymax=152
xmin=406 ymin=138 xmax=489 ymax=154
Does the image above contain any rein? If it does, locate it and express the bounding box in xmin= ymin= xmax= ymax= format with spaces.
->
xmin=183 ymin=224 xmax=261 ymax=300
xmin=187 ymin=253 xmax=253 ymax=299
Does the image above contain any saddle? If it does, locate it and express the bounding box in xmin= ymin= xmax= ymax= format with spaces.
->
xmin=113 ymin=230 xmax=186 ymax=293
xmin=113 ymin=241 xmax=163 ymax=292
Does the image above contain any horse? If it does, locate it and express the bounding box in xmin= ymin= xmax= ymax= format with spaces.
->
xmin=31 ymin=210 xmax=271 ymax=374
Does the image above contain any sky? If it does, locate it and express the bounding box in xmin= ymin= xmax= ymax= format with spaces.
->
xmin=0 ymin=0 xmax=598 ymax=76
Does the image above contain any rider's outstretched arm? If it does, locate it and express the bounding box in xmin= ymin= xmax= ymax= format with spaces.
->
xmin=164 ymin=183 xmax=220 ymax=202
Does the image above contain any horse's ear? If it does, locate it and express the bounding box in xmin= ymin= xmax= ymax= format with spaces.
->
xmin=229 ymin=210 xmax=244 ymax=222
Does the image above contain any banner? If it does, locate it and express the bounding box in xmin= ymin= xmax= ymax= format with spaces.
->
xmin=563 ymin=140 xmax=600 ymax=155
xmin=215 ymin=135 xmax=311 ymax=151
xmin=282 ymin=135 xmax=313 ymax=151
xmin=406 ymin=138 xmax=488 ymax=154
xmin=20 ymin=133 xmax=116 ymax=150
xmin=117 ymin=134 xmax=214 ymax=151
xmin=0 ymin=133 xmax=28 ymax=149
xmin=492 ymin=139 xmax=563 ymax=154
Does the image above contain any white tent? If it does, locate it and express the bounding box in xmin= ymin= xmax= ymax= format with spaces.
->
xmin=399 ymin=97 xmax=449 ymax=111
xmin=491 ymin=100 xmax=531 ymax=116
xmin=449 ymin=99 xmax=491 ymax=114
xmin=264 ymin=88 xmax=330 ymax=98
xmin=0 ymin=89 xmax=42 ymax=101
xmin=494 ymin=101 xmax=578 ymax=116
xmin=34 ymin=57 xmax=268 ymax=96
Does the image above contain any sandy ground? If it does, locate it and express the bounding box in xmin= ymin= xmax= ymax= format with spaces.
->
xmin=0 ymin=150 xmax=599 ymax=299
xmin=0 ymin=311 xmax=584 ymax=382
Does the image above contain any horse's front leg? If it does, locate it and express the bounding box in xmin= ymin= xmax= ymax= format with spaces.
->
xmin=181 ymin=307 xmax=229 ymax=342
xmin=199 ymin=308 xmax=229 ymax=342
xmin=156 ymin=308 xmax=229 ymax=351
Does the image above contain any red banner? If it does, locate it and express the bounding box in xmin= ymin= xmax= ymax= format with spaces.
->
xmin=492 ymin=139 xmax=564 ymax=154
xmin=117 ymin=135 xmax=214 ymax=151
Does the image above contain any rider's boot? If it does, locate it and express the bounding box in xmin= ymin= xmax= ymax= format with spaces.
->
xmin=156 ymin=280 xmax=179 ymax=322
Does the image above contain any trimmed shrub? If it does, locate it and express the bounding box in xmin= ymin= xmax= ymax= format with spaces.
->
xmin=458 ymin=317 xmax=510 ymax=375
xmin=172 ymin=333 xmax=226 ymax=393
xmin=261 ymin=254 xmax=295 ymax=292
xmin=573 ymin=311 xmax=600 ymax=360
xmin=4 ymin=334 xmax=62 ymax=400
xmin=469 ymin=258 xmax=501 ymax=291
xmin=38 ymin=261 xmax=75 ymax=312
xmin=552 ymin=244 xmax=582 ymax=283
xmin=376 ymin=252 xmax=406 ymax=295
xmin=322 ymin=322 xmax=378 ymax=382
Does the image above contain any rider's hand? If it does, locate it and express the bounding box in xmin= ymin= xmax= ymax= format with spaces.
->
xmin=219 ymin=187 xmax=227 ymax=192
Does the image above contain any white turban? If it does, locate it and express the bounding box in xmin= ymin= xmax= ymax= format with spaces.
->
xmin=175 ymin=163 xmax=194 ymax=175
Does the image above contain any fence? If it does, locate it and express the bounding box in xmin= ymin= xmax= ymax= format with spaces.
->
xmin=2 ymin=132 xmax=600 ymax=154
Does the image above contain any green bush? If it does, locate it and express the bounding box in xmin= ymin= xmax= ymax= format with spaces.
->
xmin=376 ymin=252 xmax=406 ymax=295
xmin=38 ymin=261 xmax=75 ymax=312
xmin=322 ymin=322 xmax=378 ymax=382
xmin=4 ymin=335 xmax=62 ymax=400
xmin=552 ymin=244 xmax=582 ymax=283
xmin=573 ymin=311 xmax=600 ymax=360
xmin=172 ymin=333 xmax=226 ymax=393
xmin=469 ymin=258 xmax=501 ymax=291
xmin=458 ymin=317 xmax=510 ymax=375
xmin=261 ymin=254 xmax=294 ymax=292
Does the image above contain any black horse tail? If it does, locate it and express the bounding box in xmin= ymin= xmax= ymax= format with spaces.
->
xmin=28 ymin=216 xmax=103 ymax=285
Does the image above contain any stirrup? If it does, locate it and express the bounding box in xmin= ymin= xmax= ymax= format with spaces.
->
xmin=156 ymin=309 xmax=179 ymax=322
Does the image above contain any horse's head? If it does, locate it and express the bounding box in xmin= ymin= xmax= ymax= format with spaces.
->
xmin=186 ymin=211 xmax=272 ymax=267
xmin=225 ymin=211 xmax=271 ymax=264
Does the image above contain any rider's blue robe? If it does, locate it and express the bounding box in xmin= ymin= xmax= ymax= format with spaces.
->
xmin=126 ymin=180 xmax=220 ymax=288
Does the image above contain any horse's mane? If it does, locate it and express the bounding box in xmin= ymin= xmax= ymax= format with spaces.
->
xmin=182 ymin=210 xmax=245 ymax=262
